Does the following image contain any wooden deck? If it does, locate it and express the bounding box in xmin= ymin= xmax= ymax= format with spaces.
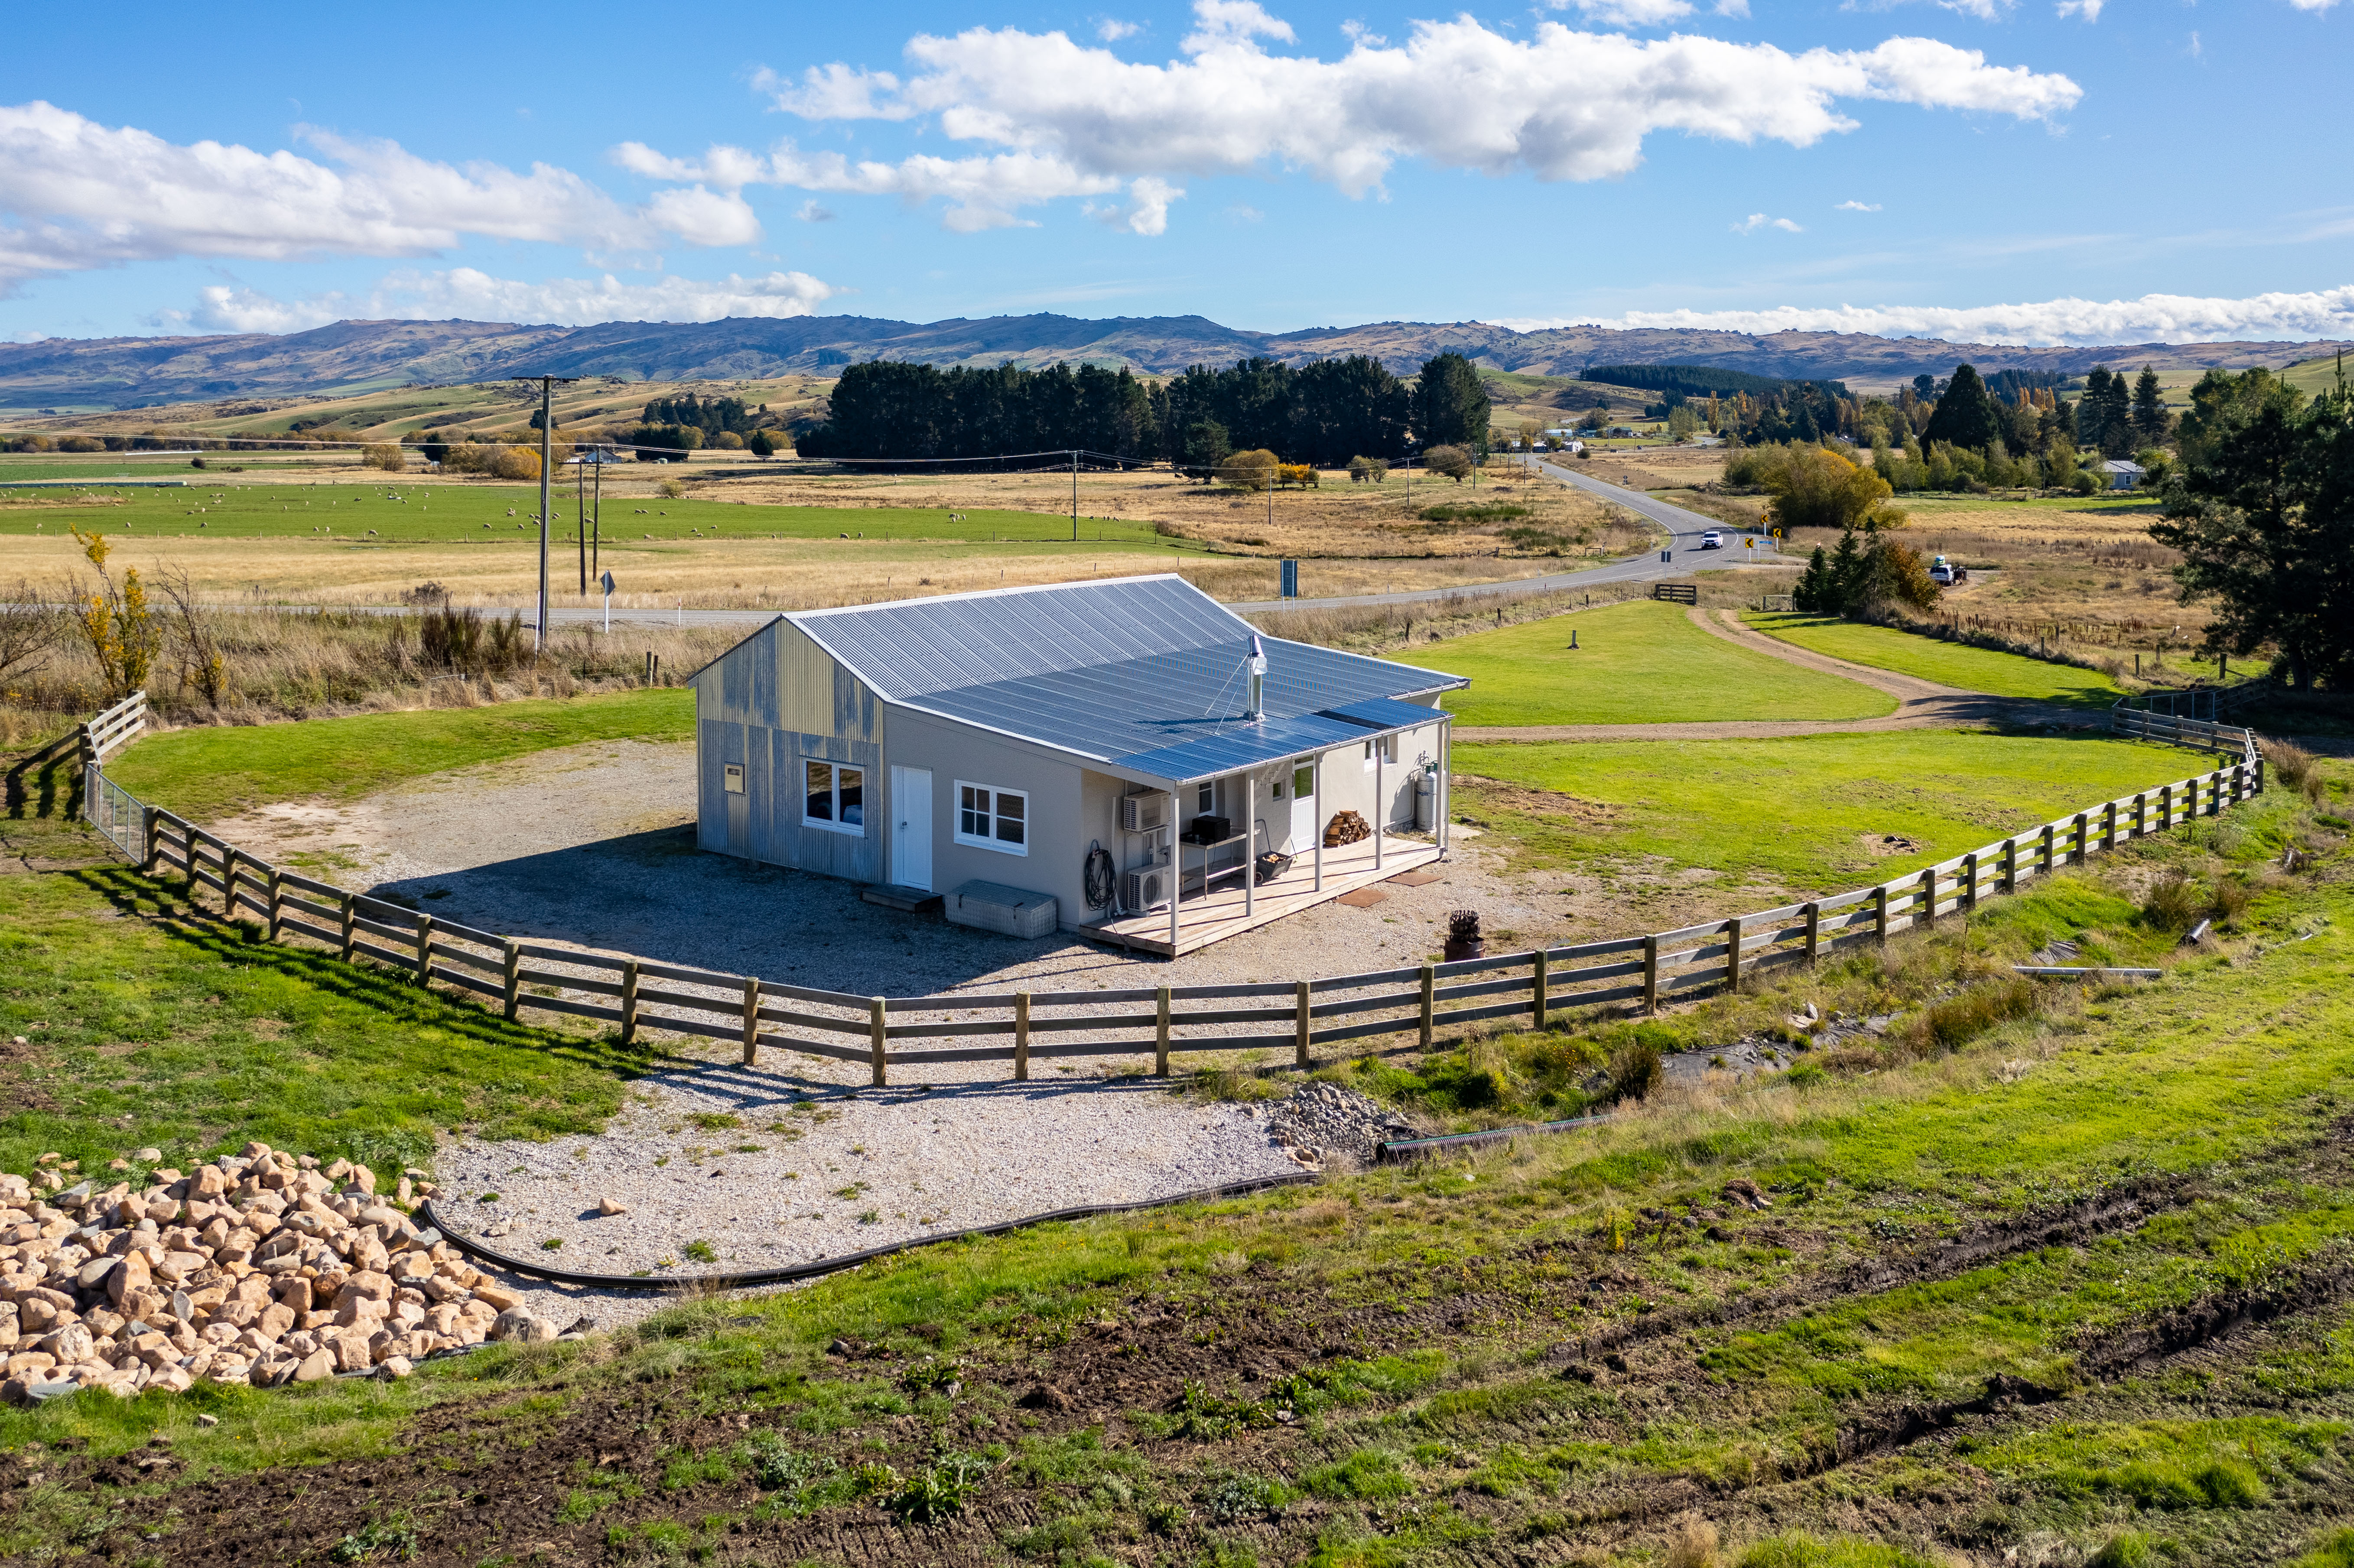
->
xmin=1084 ymin=833 xmax=1445 ymax=957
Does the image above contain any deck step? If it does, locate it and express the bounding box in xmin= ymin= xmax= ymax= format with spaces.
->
xmin=861 ymin=885 xmax=943 ymax=914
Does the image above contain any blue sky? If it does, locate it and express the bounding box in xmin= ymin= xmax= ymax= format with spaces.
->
xmin=3 ymin=0 xmax=2349 ymax=346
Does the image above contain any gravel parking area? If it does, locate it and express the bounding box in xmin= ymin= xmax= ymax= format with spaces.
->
xmin=213 ymin=737 xmax=1568 ymax=998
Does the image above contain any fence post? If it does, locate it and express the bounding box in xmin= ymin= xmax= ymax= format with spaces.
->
xmin=1418 ymin=963 xmax=1436 ymax=1049
xmin=1962 ymin=851 xmax=1978 ymax=913
xmin=1725 ymin=915 xmax=1743 ymax=991
xmin=1154 ymin=985 xmax=1171 ymax=1078
xmin=1874 ymin=885 xmax=1890 ymax=946
xmin=222 ymin=846 xmax=240 ymax=923
xmin=141 ymin=808 xmax=159 ymax=875
xmin=413 ymin=914 xmax=433 ymax=984
xmin=2134 ymin=792 xmax=2147 ymax=839
xmin=2254 ymin=751 xmax=2266 ymax=796
xmin=266 ymin=869 xmax=283 ymax=942
xmin=2002 ymin=837 xmax=2019 ymax=895
xmin=1294 ymin=980 xmax=1311 ymax=1070
xmin=868 ymin=997 xmax=888 ymax=1088
xmin=2208 ymin=769 xmax=2223 ymax=817
xmin=1920 ymin=865 xmax=1937 ymax=927
xmin=1015 ymin=991 xmax=1031 ymax=1082
xmin=740 ymin=977 xmax=762 ymax=1066
xmin=2040 ymin=822 xmax=2056 ymax=876
xmin=620 ymin=960 xmax=640 ymax=1046
xmin=501 ymin=940 xmax=521 ymax=1021
xmin=339 ymin=893 xmax=357 ymax=963
xmin=1803 ymin=902 xmax=1820 ymax=965
xmin=1642 ymin=936 xmax=1659 ymax=1013
xmin=2158 ymin=782 xmax=2172 ymax=832
xmin=2102 ymin=801 xmax=2117 ymax=853
xmin=1532 ymin=949 xmax=1549 ymax=1028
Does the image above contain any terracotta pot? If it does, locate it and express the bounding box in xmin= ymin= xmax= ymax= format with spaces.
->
xmin=1442 ymin=938 xmax=1484 ymax=963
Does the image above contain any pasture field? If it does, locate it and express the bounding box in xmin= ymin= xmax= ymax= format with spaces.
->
xmin=0 ymin=760 xmax=2348 ymax=1567
xmin=1456 ymin=729 xmax=2210 ymax=890
xmin=106 ymin=687 xmax=696 ymax=821
xmin=1743 ymin=611 xmax=2125 ymax=705
xmin=1407 ymin=597 xmax=1894 ymax=727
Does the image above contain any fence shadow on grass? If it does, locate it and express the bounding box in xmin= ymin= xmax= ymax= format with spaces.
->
xmin=67 ymin=861 xmax=670 ymax=1089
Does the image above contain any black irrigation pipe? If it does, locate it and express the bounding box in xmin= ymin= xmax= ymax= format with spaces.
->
xmin=416 ymin=1171 xmax=1318 ymax=1292
xmin=1376 ymin=1109 xmax=1616 ymax=1163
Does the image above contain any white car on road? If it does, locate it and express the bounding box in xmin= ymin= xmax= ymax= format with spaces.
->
xmin=1700 ymin=530 xmax=1723 ymax=550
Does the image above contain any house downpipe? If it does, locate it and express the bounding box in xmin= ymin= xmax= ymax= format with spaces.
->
xmin=1246 ymin=635 xmax=1267 ymax=721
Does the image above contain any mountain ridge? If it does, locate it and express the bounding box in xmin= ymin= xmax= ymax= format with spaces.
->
xmin=3 ymin=312 xmax=2343 ymax=410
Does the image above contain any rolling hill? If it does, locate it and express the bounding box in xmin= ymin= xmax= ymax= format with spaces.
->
xmin=5 ymin=312 xmax=2346 ymax=412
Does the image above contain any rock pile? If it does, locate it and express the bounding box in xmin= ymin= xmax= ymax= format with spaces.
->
xmin=0 ymin=1144 xmax=563 ymax=1407
xmin=1249 ymin=1081 xmax=1416 ymax=1169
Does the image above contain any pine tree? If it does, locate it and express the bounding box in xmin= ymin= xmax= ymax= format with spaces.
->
xmin=1412 ymin=353 xmax=1491 ymax=448
xmin=1921 ymin=363 xmax=2002 ymax=452
xmin=2132 ymin=365 xmax=2169 ymax=442
xmin=1793 ymin=546 xmax=1832 ymax=612
xmin=1827 ymin=528 xmax=1867 ymax=613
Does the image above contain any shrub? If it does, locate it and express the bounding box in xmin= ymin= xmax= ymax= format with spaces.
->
xmin=362 ymin=443 xmax=406 ymax=472
xmin=1347 ymin=455 xmax=1389 ymax=483
xmin=2143 ymin=868 xmax=2205 ymax=932
xmin=1606 ymin=1039 xmax=1662 ymax=1104
xmin=657 ymin=478 xmax=685 ymax=500
xmin=1216 ymin=449 xmax=1280 ymax=493
xmin=2264 ymin=738 xmax=2324 ymax=802
xmin=489 ymin=445 xmax=543 ymax=481
xmin=1423 ymin=445 xmax=1473 ymax=482
xmin=1912 ymin=976 xmax=2038 ymax=1053
xmin=1420 ymin=502 xmax=1529 ymax=523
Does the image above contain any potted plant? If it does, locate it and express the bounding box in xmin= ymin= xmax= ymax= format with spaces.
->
xmin=1443 ymin=909 xmax=1483 ymax=963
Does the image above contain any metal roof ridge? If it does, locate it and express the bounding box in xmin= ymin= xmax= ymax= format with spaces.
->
xmin=781 ymin=570 xmax=1192 ymax=625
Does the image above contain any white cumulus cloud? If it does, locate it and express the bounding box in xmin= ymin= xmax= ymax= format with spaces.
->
xmin=1489 ymin=286 xmax=2354 ymax=345
xmin=173 ymin=267 xmax=839 ymax=334
xmin=2056 ymin=0 xmax=2104 ymax=19
xmin=1560 ymin=0 xmax=1695 ymax=26
xmin=718 ymin=0 xmax=2077 ymax=233
xmin=1837 ymin=198 xmax=1883 ymax=210
xmin=1097 ymin=17 xmax=1142 ymax=39
xmin=0 ymin=101 xmax=764 ymax=293
xmin=1734 ymin=212 xmax=1804 ymax=231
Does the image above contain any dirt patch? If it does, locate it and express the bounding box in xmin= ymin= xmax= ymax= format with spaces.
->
xmin=1456 ymin=774 xmax=1622 ymax=829
xmin=1862 ymin=832 xmax=1924 ymax=857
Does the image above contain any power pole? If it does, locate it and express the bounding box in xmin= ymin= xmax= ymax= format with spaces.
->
xmin=1070 ymin=448 xmax=1079 ymax=542
xmin=576 ymin=448 xmax=587 ymax=595
xmin=514 ymin=373 xmax=578 ymax=653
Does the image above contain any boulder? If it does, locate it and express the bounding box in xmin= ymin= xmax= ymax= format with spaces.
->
xmin=377 ymin=1355 xmax=414 ymax=1380
xmin=490 ymin=1308 xmax=556 ymax=1344
xmin=472 ymin=1282 xmax=521 ymax=1313
xmin=291 ymin=1348 xmax=336 ymax=1383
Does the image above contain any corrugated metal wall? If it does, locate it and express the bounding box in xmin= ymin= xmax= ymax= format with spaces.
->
xmin=693 ymin=619 xmax=884 ymax=882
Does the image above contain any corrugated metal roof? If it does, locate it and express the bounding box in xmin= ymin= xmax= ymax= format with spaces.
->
xmin=773 ymin=575 xmax=1463 ymax=783
xmin=790 ymin=575 xmax=1249 ymax=701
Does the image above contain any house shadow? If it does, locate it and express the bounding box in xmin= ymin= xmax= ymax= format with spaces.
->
xmin=364 ymin=825 xmax=1149 ymax=999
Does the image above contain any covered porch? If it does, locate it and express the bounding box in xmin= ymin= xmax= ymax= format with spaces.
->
xmin=1086 ymin=828 xmax=1444 ymax=957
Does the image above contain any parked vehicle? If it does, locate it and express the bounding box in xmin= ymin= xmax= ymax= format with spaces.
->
xmin=1929 ymin=554 xmax=1968 ymax=586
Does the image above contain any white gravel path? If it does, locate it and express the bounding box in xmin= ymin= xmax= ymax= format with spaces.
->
xmin=426 ymin=1048 xmax=1304 ymax=1330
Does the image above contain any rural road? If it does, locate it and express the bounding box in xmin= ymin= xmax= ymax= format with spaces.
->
xmin=1227 ymin=459 xmax=1784 ymax=613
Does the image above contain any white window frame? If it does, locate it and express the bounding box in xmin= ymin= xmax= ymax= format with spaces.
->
xmin=1362 ymin=734 xmax=1400 ymax=771
xmin=954 ymin=779 xmax=1030 ymax=856
xmin=801 ymin=758 xmax=867 ymax=836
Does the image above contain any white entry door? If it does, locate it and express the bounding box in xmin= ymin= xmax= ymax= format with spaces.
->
xmin=1289 ymin=763 xmax=1316 ymax=853
xmin=891 ymin=766 xmax=933 ymax=891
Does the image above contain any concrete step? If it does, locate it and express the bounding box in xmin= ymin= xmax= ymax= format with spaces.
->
xmin=860 ymin=885 xmax=942 ymax=914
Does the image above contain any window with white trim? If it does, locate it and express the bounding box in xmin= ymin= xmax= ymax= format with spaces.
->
xmin=803 ymin=760 xmax=865 ymax=834
xmin=1362 ymin=734 xmax=1399 ymax=770
xmin=956 ymin=781 xmax=1028 ymax=854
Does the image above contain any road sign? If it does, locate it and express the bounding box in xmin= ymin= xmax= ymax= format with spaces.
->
xmin=600 ymin=570 xmax=615 ymax=632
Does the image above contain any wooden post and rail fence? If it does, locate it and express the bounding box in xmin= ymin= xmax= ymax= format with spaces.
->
xmin=69 ymin=707 xmax=2265 ymax=1085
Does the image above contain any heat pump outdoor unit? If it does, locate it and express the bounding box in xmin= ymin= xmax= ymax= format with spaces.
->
xmin=1120 ymin=793 xmax=1170 ymax=832
xmin=1123 ymin=867 xmax=1170 ymax=912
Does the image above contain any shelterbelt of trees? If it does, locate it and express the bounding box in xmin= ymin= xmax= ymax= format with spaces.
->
xmin=794 ymin=353 xmax=1493 ymax=470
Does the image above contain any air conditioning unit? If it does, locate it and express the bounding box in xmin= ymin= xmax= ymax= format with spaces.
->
xmin=1123 ymin=867 xmax=1169 ymax=912
xmin=1120 ymin=793 xmax=1170 ymax=833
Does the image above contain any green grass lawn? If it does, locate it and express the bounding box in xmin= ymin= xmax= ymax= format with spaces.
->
xmin=0 ymin=821 xmax=639 ymax=1179
xmin=0 ymin=477 xmax=1187 ymax=549
xmin=1743 ymin=611 xmax=2124 ymax=704
xmin=106 ymin=686 xmax=694 ymax=820
xmin=1457 ymin=729 xmax=2207 ymax=886
xmin=1405 ymin=598 xmax=1895 ymax=727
